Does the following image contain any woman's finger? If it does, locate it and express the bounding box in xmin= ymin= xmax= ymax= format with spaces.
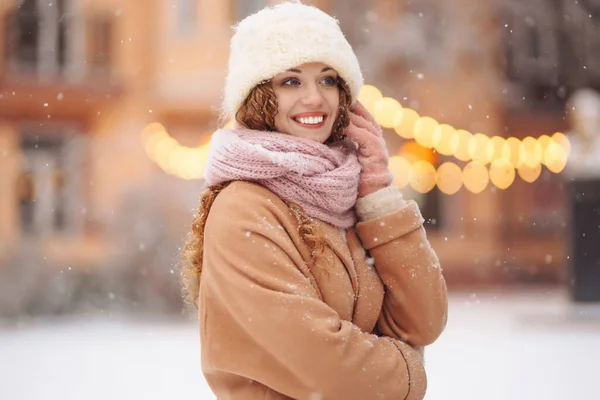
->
xmin=345 ymin=122 xmax=377 ymax=155
xmin=349 ymin=113 xmax=379 ymax=138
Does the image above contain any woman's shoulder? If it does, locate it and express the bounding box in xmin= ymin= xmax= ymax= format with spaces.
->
xmin=214 ymin=180 xmax=285 ymax=208
xmin=208 ymin=181 xmax=292 ymax=228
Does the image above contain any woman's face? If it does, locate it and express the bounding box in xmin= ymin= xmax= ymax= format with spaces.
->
xmin=271 ymin=62 xmax=340 ymax=143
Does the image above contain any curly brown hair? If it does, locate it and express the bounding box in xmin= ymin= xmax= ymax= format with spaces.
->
xmin=235 ymin=77 xmax=352 ymax=142
xmin=180 ymin=78 xmax=353 ymax=306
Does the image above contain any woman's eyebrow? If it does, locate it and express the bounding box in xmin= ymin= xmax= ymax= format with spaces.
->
xmin=284 ymin=67 xmax=333 ymax=73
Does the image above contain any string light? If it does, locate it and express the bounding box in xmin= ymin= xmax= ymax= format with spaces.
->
xmin=489 ymin=158 xmax=515 ymax=190
xmin=517 ymin=163 xmax=542 ymax=183
xmin=432 ymin=124 xmax=458 ymax=156
xmin=141 ymin=122 xmax=211 ymax=180
xmin=469 ymin=133 xmax=493 ymax=164
xmin=389 ymin=156 xmax=411 ymax=189
xmin=462 ymin=161 xmax=489 ymax=194
xmin=142 ymin=84 xmax=571 ymax=189
xmin=454 ymin=129 xmax=474 ymax=162
xmin=436 ymin=162 xmax=463 ymax=195
xmin=413 ymin=117 xmax=439 ymax=148
xmin=373 ymin=97 xmax=403 ymax=129
xmin=393 ymin=108 xmax=419 ymax=139
xmin=357 ymin=84 xmax=383 ymax=113
xmin=410 ymin=160 xmax=437 ymax=193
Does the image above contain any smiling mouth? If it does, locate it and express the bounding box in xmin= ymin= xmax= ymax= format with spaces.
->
xmin=292 ymin=114 xmax=327 ymax=128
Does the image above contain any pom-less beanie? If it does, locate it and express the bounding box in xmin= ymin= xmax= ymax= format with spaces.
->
xmin=223 ymin=2 xmax=364 ymax=119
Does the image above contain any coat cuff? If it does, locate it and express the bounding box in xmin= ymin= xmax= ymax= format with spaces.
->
xmin=355 ymin=186 xmax=406 ymax=222
xmin=355 ymin=201 xmax=424 ymax=250
xmin=389 ymin=339 xmax=427 ymax=400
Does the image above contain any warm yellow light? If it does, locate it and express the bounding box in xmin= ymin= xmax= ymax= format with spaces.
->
xmin=519 ymin=136 xmax=543 ymax=168
xmin=432 ymin=124 xmax=458 ymax=156
xmin=173 ymin=147 xmax=204 ymax=180
xmin=544 ymin=141 xmax=568 ymax=173
xmin=436 ymin=162 xmax=463 ymax=195
xmin=518 ymin=163 xmax=542 ymax=183
xmin=198 ymin=144 xmax=210 ymax=174
xmin=489 ymin=158 xmax=515 ymax=190
xmin=551 ymin=132 xmax=571 ymax=157
xmin=141 ymin=122 xmax=167 ymax=143
xmin=410 ymin=160 xmax=437 ymax=193
xmin=143 ymin=85 xmax=570 ymax=183
xmin=168 ymin=146 xmax=190 ymax=178
xmin=389 ymin=156 xmax=412 ymax=189
xmin=399 ymin=141 xmax=437 ymax=165
xmin=489 ymin=136 xmax=506 ymax=162
xmin=454 ymin=129 xmax=474 ymax=162
xmin=462 ymin=161 xmax=489 ymax=194
xmin=358 ymin=85 xmax=383 ymax=114
xmin=191 ymin=146 xmax=209 ymax=180
xmin=144 ymin=129 xmax=169 ymax=160
xmin=393 ymin=108 xmax=419 ymax=139
xmin=413 ymin=116 xmax=439 ymax=148
xmin=538 ymin=135 xmax=551 ymax=150
xmin=468 ymin=133 xmax=493 ymax=164
xmin=373 ymin=97 xmax=403 ymax=129
xmin=502 ymin=137 xmax=522 ymax=167
xmin=152 ymin=136 xmax=178 ymax=167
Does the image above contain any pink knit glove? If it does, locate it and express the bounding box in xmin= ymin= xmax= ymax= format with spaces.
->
xmin=345 ymin=102 xmax=394 ymax=198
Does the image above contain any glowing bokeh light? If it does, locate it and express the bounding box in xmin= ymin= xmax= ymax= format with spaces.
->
xmin=432 ymin=124 xmax=458 ymax=156
xmin=502 ymin=137 xmax=522 ymax=168
xmin=518 ymin=163 xmax=542 ymax=183
xmin=469 ymin=133 xmax=493 ymax=164
xmin=373 ymin=97 xmax=403 ymax=129
xmin=462 ymin=161 xmax=489 ymax=194
xmin=519 ymin=136 xmax=543 ymax=168
xmin=358 ymin=85 xmax=383 ymax=114
xmin=489 ymin=158 xmax=515 ymax=190
xmin=489 ymin=136 xmax=506 ymax=163
xmin=454 ymin=129 xmax=474 ymax=162
xmin=393 ymin=108 xmax=419 ymax=139
xmin=389 ymin=156 xmax=412 ymax=189
xmin=437 ymin=162 xmax=463 ymax=195
xmin=410 ymin=160 xmax=437 ymax=193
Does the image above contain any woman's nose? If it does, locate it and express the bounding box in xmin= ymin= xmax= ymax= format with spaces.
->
xmin=300 ymin=83 xmax=324 ymax=107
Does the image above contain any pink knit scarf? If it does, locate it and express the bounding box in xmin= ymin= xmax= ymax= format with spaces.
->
xmin=204 ymin=128 xmax=361 ymax=228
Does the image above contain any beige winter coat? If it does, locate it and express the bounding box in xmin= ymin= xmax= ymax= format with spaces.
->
xmin=199 ymin=181 xmax=448 ymax=400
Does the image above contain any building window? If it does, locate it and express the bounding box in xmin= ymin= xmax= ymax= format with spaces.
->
xmin=57 ymin=0 xmax=69 ymax=68
xmin=11 ymin=0 xmax=39 ymax=71
xmin=16 ymin=132 xmax=84 ymax=237
xmin=17 ymin=136 xmax=67 ymax=235
xmin=502 ymin=0 xmax=600 ymax=109
xmin=87 ymin=15 xmax=113 ymax=77
xmin=234 ymin=0 xmax=265 ymax=22
xmin=6 ymin=0 xmax=73 ymax=76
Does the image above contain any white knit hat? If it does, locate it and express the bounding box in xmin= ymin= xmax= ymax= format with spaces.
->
xmin=222 ymin=1 xmax=363 ymax=119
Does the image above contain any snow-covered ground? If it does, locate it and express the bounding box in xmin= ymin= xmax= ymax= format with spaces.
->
xmin=2 ymin=288 xmax=599 ymax=400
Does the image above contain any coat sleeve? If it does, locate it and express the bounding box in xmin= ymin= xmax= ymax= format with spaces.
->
xmin=355 ymin=200 xmax=448 ymax=347
xmin=200 ymin=184 xmax=426 ymax=400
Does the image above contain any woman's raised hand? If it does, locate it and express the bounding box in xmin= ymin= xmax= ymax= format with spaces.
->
xmin=345 ymin=101 xmax=393 ymax=198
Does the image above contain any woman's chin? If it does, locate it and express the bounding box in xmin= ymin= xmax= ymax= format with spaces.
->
xmin=288 ymin=127 xmax=332 ymax=143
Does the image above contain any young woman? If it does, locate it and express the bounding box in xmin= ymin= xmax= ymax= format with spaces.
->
xmin=181 ymin=3 xmax=448 ymax=399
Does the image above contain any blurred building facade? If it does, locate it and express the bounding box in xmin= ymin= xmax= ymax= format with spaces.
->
xmin=1 ymin=0 xmax=599 ymax=316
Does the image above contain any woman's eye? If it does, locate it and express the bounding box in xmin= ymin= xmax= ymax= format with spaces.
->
xmin=283 ymin=78 xmax=301 ymax=86
xmin=322 ymin=76 xmax=338 ymax=85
